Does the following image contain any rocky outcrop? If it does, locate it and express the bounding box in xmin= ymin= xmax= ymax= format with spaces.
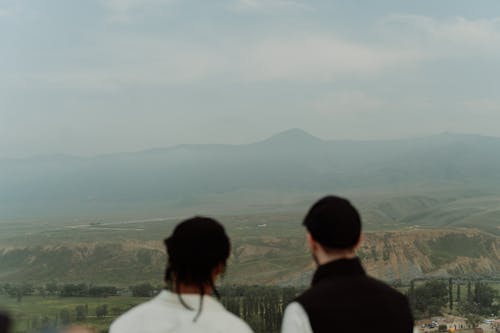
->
xmin=360 ymin=229 xmax=500 ymax=281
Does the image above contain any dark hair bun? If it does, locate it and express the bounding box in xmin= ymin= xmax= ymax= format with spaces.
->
xmin=164 ymin=216 xmax=230 ymax=286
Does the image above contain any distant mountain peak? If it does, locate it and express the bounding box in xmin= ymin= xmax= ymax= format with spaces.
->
xmin=259 ymin=128 xmax=323 ymax=145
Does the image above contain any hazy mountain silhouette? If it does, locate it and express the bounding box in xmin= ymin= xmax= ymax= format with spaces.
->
xmin=255 ymin=128 xmax=324 ymax=146
xmin=1 ymin=130 xmax=500 ymax=218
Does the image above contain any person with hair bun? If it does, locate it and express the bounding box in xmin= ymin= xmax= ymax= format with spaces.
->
xmin=110 ymin=216 xmax=253 ymax=333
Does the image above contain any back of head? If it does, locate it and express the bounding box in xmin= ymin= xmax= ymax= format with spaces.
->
xmin=164 ymin=216 xmax=230 ymax=293
xmin=303 ymin=196 xmax=361 ymax=250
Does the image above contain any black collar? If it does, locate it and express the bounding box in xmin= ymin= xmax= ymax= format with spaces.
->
xmin=312 ymin=257 xmax=366 ymax=286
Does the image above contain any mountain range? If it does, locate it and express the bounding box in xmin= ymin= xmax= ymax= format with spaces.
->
xmin=1 ymin=129 xmax=500 ymax=219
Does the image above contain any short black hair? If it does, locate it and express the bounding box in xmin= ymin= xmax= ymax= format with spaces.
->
xmin=303 ymin=196 xmax=361 ymax=249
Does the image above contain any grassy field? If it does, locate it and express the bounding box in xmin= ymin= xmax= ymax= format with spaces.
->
xmin=1 ymin=187 xmax=499 ymax=248
xmin=0 ymin=294 xmax=149 ymax=333
xmin=1 ymin=283 xmax=498 ymax=333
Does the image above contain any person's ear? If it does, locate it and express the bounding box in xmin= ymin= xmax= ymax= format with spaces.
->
xmin=354 ymin=233 xmax=363 ymax=250
xmin=306 ymin=232 xmax=318 ymax=252
xmin=212 ymin=262 xmax=225 ymax=279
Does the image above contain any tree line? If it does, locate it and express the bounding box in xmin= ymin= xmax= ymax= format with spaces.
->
xmin=1 ymin=282 xmax=119 ymax=300
xmin=0 ymin=283 xmax=302 ymax=333
xmin=1 ymin=281 xmax=498 ymax=333
xmin=219 ymin=285 xmax=301 ymax=333
xmin=23 ymin=303 xmax=113 ymax=333
xmin=407 ymin=278 xmax=499 ymax=326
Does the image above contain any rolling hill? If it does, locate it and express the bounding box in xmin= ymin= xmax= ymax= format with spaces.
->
xmin=0 ymin=227 xmax=497 ymax=285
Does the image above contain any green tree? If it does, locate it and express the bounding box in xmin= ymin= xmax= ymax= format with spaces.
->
xmin=449 ymin=278 xmax=453 ymax=311
xmin=31 ymin=316 xmax=40 ymax=330
xmin=130 ymin=283 xmax=156 ymax=297
xmin=88 ymin=286 xmax=118 ymax=297
xmin=41 ymin=316 xmax=51 ymax=329
xmin=111 ymin=307 xmax=123 ymax=316
xmin=61 ymin=283 xmax=88 ymax=297
xmin=21 ymin=283 xmax=34 ymax=296
xmin=60 ymin=309 xmax=71 ymax=325
xmin=46 ymin=282 xmax=59 ymax=296
xmin=75 ymin=305 xmax=87 ymax=321
xmin=408 ymin=280 xmax=416 ymax=310
xmin=96 ymin=304 xmax=109 ymax=319
xmin=473 ymin=282 xmax=499 ymax=315
xmin=464 ymin=312 xmax=481 ymax=328
xmin=38 ymin=286 xmax=47 ymax=297
xmin=458 ymin=282 xmax=499 ymax=325
xmin=409 ymin=280 xmax=448 ymax=319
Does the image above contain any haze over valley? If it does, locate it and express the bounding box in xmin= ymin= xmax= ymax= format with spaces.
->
xmin=2 ymin=129 xmax=500 ymax=221
xmin=3 ymin=1 xmax=500 ymax=331
xmin=1 ymin=130 xmax=499 ymax=285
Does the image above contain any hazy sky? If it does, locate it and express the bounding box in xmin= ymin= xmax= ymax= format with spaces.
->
xmin=2 ymin=0 xmax=500 ymax=157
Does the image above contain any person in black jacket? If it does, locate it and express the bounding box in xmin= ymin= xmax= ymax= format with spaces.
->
xmin=281 ymin=195 xmax=414 ymax=333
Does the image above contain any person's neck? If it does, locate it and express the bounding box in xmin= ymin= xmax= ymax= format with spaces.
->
xmin=317 ymin=251 xmax=357 ymax=266
xmin=175 ymin=283 xmax=213 ymax=295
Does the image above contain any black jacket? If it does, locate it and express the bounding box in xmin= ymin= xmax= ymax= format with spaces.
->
xmin=296 ymin=258 xmax=414 ymax=333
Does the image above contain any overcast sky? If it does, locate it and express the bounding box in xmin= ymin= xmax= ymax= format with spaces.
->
xmin=1 ymin=0 xmax=500 ymax=157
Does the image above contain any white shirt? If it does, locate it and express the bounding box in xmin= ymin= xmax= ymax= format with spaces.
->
xmin=110 ymin=290 xmax=253 ymax=333
xmin=281 ymin=302 xmax=313 ymax=333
